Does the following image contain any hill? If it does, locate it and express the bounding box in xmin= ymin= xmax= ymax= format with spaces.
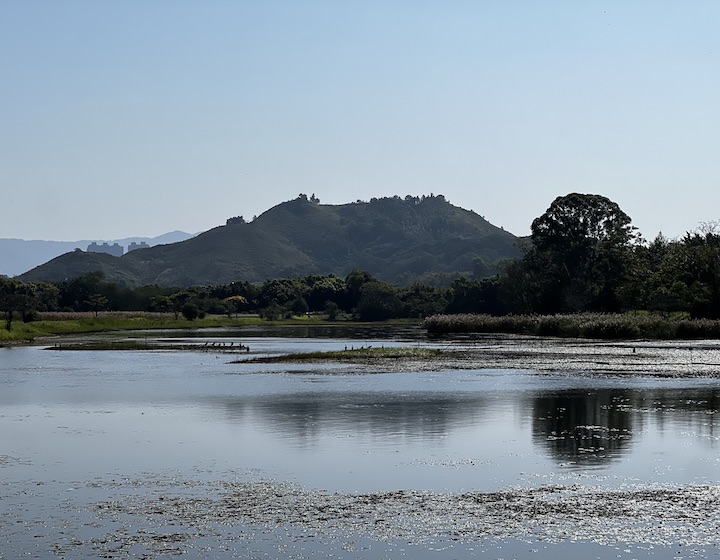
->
xmin=0 ymin=231 xmax=193 ymax=277
xmin=18 ymin=195 xmax=520 ymax=287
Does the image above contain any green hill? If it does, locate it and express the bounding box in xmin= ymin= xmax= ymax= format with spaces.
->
xmin=19 ymin=195 xmax=520 ymax=287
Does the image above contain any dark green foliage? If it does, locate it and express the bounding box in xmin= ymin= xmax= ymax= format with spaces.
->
xmin=0 ymin=277 xmax=38 ymax=329
xmin=354 ymin=281 xmax=404 ymax=321
xmin=305 ymin=275 xmax=346 ymax=310
xmin=446 ymin=277 xmax=505 ymax=315
xmin=399 ymin=284 xmax=448 ymax=318
xmin=627 ymin=229 xmax=720 ymax=319
xmin=86 ymin=294 xmax=108 ymax=317
xmin=288 ymin=296 xmax=309 ymax=316
xmin=180 ymin=302 xmax=201 ymax=321
xmin=324 ymin=300 xmax=341 ymax=321
xmin=259 ymin=301 xmax=283 ymax=321
xmin=258 ymin=277 xmax=306 ymax=308
xmin=504 ymin=193 xmax=638 ymax=314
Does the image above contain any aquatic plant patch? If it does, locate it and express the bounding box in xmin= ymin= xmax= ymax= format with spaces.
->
xmin=48 ymin=477 xmax=720 ymax=557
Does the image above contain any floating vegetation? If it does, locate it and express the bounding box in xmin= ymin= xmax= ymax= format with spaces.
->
xmin=61 ymin=477 xmax=720 ymax=557
xmin=240 ymin=346 xmax=445 ymax=364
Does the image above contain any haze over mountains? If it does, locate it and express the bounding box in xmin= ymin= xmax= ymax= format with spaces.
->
xmin=17 ymin=195 xmax=521 ymax=287
xmin=0 ymin=231 xmax=194 ymax=277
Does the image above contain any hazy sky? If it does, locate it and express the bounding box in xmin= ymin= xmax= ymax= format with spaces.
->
xmin=2 ymin=1 xmax=719 ymax=241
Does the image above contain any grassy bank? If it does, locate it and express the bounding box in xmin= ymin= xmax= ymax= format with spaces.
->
xmin=424 ymin=313 xmax=720 ymax=340
xmin=0 ymin=312 xmax=420 ymax=344
xmin=0 ymin=312 xmax=290 ymax=343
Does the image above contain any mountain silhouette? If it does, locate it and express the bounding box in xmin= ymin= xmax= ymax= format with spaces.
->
xmin=18 ymin=195 xmax=520 ymax=287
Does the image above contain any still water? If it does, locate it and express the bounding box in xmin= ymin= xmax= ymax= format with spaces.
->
xmin=3 ymin=327 xmax=720 ymax=558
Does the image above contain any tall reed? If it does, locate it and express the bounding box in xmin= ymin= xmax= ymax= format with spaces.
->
xmin=423 ymin=313 xmax=720 ymax=340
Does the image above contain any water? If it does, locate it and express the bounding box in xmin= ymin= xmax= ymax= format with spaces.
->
xmin=3 ymin=328 xmax=720 ymax=558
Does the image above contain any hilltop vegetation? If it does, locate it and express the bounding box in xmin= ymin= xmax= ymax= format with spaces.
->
xmin=18 ymin=195 xmax=519 ymax=287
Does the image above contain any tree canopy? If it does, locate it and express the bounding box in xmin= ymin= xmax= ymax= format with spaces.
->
xmin=508 ymin=193 xmax=639 ymax=313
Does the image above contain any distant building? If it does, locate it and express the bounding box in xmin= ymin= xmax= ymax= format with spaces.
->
xmin=127 ymin=242 xmax=150 ymax=252
xmin=87 ymin=242 xmax=124 ymax=257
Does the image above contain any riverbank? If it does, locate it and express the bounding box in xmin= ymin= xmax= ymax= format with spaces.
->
xmin=0 ymin=312 xmax=421 ymax=345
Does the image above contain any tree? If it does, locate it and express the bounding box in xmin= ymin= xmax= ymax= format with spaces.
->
xmin=181 ymin=302 xmax=200 ymax=321
xmin=305 ymin=275 xmax=347 ymax=311
xmin=170 ymin=291 xmax=192 ymax=319
xmin=517 ymin=193 xmax=638 ymax=313
xmin=86 ymin=294 xmax=108 ymax=317
xmin=260 ymin=301 xmax=283 ymax=321
xmin=445 ymin=277 xmax=505 ymax=315
xmin=287 ymin=295 xmax=309 ymax=316
xmin=57 ymin=271 xmax=105 ymax=311
xmin=345 ymin=269 xmax=375 ymax=311
xmin=324 ymin=300 xmax=340 ymax=321
xmin=354 ymin=281 xmax=403 ymax=321
xmin=223 ymin=295 xmax=248 ymax=318
xmin=400 ymin=283 xmax=448 ymax=318
xmin=0 ymin=279 xmax=38 ymax=330
xmin=258 ymin=277 xmax=306 ymax=308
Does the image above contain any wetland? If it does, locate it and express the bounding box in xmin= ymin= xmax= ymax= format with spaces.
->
xmin=3 ymin=325 xmax=720 ymax=559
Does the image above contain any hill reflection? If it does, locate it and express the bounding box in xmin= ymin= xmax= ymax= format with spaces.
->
xmin=219 ymin=391 xmax=492 ymax=442
xmin=208 ymin=383 xmax=720 ymax=468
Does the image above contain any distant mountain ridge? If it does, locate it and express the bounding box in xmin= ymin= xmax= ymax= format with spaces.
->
xmin=1 ymin=231 xmax=194 ymax=277
xmin=18 ymin=195 xmax=521 ymax=287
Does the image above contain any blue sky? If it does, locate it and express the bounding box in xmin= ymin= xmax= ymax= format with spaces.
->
xmin=2 ymin=1 xmax=719 ymax=241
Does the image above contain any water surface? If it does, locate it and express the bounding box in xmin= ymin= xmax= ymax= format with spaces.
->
xmin=3 ymin=329 xmax=720 ymax=558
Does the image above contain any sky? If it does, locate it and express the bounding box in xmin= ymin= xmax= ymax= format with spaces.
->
xmin=2 ymin=1 xmax=719 ymax=242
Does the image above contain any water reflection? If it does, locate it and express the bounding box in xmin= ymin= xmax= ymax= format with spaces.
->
xmin=532 ymin=389 xmax=634 ymax=467
xmin=5 ymin=342 xmax=720 ymax=492
xmin=219 ymin=392 xmax=492 ymax=443
xmin=157 ymin=324 xmax=425 ymax=341
xmin=533 ymin=386 xmax=720 ymax=467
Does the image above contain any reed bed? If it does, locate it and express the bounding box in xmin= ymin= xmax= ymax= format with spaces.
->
xmin=424 ymin=313 xmax=720 ymax=340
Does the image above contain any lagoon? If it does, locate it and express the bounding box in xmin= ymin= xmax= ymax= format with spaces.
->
xmin=3 ymin=327 xmax=720 ymax=558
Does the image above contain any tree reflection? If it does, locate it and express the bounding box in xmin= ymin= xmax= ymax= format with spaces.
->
xmin=532 ymin=389 xmax=634 ymax=467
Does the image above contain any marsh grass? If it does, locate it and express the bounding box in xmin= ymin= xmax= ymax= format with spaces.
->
xmin=424 ymin=313 xmax=720 ymax=340
xmin=242 ymin=346 xmax=445 ymax=363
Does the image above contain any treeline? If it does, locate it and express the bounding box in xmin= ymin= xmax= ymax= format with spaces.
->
xmin=0 ymin=269 xmax=458 ymax=329
xmin=3 ymin=193 xmax=720 ymax=331
xmin=498 ymin=193 xmax=720 ymax=319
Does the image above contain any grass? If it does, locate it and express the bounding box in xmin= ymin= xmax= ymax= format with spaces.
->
xmin=241 ymin=346 xmax=445 ymax=363
xmin=0 ymin=312 xmax=277 ymax=343
xmin=424 ymin=312 xmax=720 ymax=340
xmin=0 ymin=312 xmax=421 ymax=344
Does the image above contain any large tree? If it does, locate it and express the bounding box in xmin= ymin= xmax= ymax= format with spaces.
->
xmin=512 ymin=193 xmax=638 ymax=313
xmin=0 ymin=278 xmax=38 ymax=330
